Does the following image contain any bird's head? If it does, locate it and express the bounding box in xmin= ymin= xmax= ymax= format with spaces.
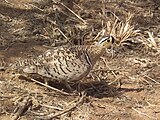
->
xmin=97 ymin=35 xmax=115 ymax=48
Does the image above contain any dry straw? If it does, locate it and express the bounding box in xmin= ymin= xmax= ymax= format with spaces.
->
xmin=106 ymin=13 xmax=140 ymax=44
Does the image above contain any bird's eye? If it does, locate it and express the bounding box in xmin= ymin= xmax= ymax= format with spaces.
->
xmin=107 ymin=39 xmax=110 ymax=42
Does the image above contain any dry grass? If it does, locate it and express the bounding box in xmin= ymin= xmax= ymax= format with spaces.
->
xmin=105 ymin=13 xmax=140 ymax=44
xmin=0 ymin=0 xmax=160 ymax=120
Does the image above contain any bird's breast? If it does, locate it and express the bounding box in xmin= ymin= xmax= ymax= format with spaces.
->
xmin=44 ymin=55 xmax=90 ymax=82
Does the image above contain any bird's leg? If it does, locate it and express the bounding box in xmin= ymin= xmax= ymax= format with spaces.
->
xmin=76 ymin=81 xmax=81 ymax=93
xmin=64 ymin=81 xmax=73 ymax=91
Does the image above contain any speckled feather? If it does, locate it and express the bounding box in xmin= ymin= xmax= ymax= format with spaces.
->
xmin=9 ymin=36 xmax=114 ymax=82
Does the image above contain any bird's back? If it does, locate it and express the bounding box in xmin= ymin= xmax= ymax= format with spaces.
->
xmin=9 ymin=45 xmax=95 ymax=82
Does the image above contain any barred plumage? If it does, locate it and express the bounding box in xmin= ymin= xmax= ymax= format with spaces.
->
xmin=9 ymin=36 xmax=115 ymax=84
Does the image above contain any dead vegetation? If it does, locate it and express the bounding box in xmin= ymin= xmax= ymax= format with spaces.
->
xmin=0 ymin=0 xmax=160 ymax=120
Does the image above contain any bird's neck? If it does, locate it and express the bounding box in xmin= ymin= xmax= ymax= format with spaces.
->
xmin=85 ymin=45 xmax=106 ymax=66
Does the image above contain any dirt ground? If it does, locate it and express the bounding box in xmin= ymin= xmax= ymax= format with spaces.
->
xmin=0 ymin=0 xmax=160 ymax=120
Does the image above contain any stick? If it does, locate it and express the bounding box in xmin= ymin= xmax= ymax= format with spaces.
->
xmin=29 ymin=77 xmax=74 ymax=96
xmin=36 ymin=92 xmax=86 ymax=119
xmin=12 ymin=97 xmax=32 ymax=120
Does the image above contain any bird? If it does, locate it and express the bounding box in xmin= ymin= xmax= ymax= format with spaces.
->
xmin=8 ymin=35 xmax=115 ymax=89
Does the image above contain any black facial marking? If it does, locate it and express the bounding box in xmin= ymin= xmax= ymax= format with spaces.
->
xmin=99 ymin=36 xmax=109 ymax=44
xmin=99 ymin=35 xmax=115 ymax=44
xmin=107 ymin=39 xmax=110 ymax=42
xmin=111 ymin=36 xmax=115 ymax=43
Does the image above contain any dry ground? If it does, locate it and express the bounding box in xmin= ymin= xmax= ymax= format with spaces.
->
xmin=0 ymin=0 xmax=160 ymax=120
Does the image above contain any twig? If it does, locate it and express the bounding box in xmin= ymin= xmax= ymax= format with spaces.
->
xmin=45 ymin=18 xmax=72 ymax=45
xmin=11 ymin=96 xmax=32 ymax=120
xmin=40 ymin=104 xmax=63 ymax=111
xmin=36 ymin=92 xmax=86 ymax=119
xmin=57 ymin=28 xmax=69 ymax=40
xmin=93 ymin=29 xmax=106 ymax=41
xmin=26 ymin=3 xmax=44 ymax=12
xmin=132 ymin=107 xmax=156 ymax=119
xmin=56 ymin=28 xmax=72 ymax=45
xmin=12 ymin=27 xmax=25 ymax=34
xmin=143 ymin=74 xmax=160 ymax=85
xmin=60 ymin=3 xmax=87 ymax=24
xmin=73 ymin=2 xmax=83 ymax=10
xmin=28 ymin=77 xmax=74 ymax=96
xmin=18 ymin=73 xmax=73 ymax=95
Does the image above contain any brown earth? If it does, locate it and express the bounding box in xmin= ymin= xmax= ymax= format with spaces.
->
xmin=0 ymin=0 xmax=160 ymax=120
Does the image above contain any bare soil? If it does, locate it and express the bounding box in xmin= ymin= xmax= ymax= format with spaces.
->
xmin=0 ymin=0 xmax=160 ymax=120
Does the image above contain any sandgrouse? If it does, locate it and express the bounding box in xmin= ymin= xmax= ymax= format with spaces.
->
xmin=9 ymin=36 xmax=115 ymax=87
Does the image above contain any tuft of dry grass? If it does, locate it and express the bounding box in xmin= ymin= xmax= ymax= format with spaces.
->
xmin=138 ymin=31 xmax=159 ymax=51
xmin=105 ymin=13 xmax=140 ymax=44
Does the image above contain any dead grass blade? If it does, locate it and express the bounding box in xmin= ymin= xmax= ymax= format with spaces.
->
xmin=139 ymin=31 xmax=158 ymax=50
xmin=60 ymin=3 xmax=87 ymax=24
xmin=147 ymin=31 xmax=157 ymax=49
xmin=106 ymin=13 xmax=140 ymax=44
